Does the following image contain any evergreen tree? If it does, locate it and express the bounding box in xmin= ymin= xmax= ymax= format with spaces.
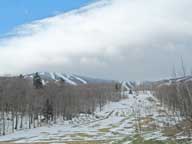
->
xmin=33 ymin=72 xmax=43 ymax=89
xmin=129 ymin=89 xmax=133 ymax=94
xmin=19 ymin=74 xmax=24 ymax=79
xmin=42 ymin=99 xmax=53 ymax=122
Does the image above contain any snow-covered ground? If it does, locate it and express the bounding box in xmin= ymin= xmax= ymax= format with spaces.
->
xmin=0 ymin=91 xmax=191 ymax=144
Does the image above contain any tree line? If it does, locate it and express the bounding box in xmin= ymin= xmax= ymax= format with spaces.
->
xmin=154 ymin=79 xmax=192 ymax=120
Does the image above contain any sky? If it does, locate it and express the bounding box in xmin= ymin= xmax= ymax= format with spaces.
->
xmin=0 ymin=0 xmax=192 ymax=81
xmin=0 ymin=0 xmax=93 ymax=35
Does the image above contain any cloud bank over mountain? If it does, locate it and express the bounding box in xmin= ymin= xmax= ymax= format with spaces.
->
xmin=0 ymin=0 xmax=191 ymax=80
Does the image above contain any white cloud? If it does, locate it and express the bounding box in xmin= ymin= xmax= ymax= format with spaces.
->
xmin=0 ymin=0 xmax=192 ymax=80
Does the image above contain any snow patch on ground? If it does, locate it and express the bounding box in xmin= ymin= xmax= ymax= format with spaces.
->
xmin=0 ymin=91 xmax=189 ymax=143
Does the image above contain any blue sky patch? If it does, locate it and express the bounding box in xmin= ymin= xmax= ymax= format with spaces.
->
xmin=0 ymin=0 xmax=94 ymax=36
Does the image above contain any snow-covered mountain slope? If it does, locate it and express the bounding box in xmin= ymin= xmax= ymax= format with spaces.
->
xmin=121 ymin=81 xmax=136 ymax=90
xmin=24 ymin=72 xmax=113 ymax=85
xmin=152 ymin=75 xmax=192 ymax=88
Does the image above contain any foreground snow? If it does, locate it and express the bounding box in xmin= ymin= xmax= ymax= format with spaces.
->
xmin=0 ymin=91 xmax=191 ymax=144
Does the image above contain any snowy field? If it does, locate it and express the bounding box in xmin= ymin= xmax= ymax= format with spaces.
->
xmin=0 ymin=91 xmax=191 ymax=144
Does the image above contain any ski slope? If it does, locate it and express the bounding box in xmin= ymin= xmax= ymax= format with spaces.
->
xmin=24 ymin=72 xmax=114 ymax=86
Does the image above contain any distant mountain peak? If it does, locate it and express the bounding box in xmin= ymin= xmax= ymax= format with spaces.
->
xmin=24 ymin=72 xmax=112 ymax=85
